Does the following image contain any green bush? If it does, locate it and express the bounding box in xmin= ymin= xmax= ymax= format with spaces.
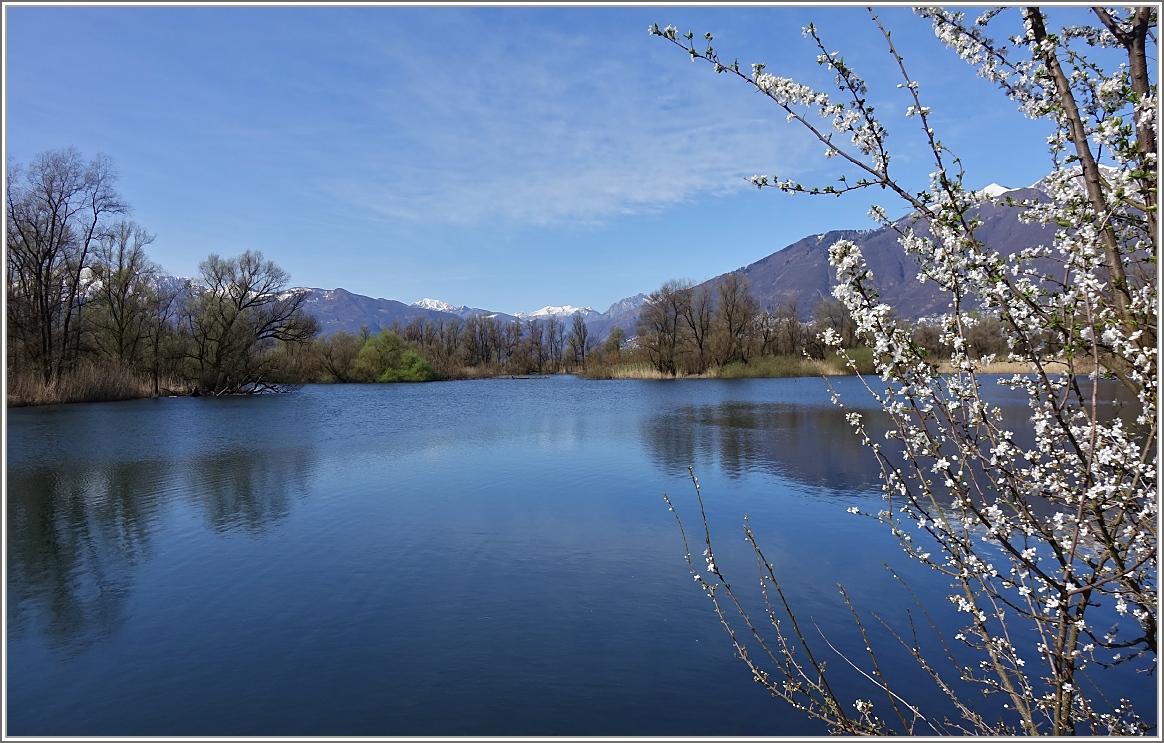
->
xmin=352 ymin=330 xmax=437 ymax=383
xmin=377 ymin=349 xmax=437 ymax=382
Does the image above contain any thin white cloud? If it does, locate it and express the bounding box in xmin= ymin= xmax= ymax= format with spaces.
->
xmin=312 ymin=14 xmax=816 ymax=227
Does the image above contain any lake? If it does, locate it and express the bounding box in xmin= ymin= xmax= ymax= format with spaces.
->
xmin=5 ymin=376 xmax=1152 ymax=735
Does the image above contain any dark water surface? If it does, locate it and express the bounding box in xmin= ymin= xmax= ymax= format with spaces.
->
xmin=6 ymin=376 xmax=1151 ymax=735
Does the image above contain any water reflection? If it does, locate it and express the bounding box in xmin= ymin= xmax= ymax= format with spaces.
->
xmin=7 ymin=439 xmax=316 ymax=651
xmin=186 ymin=446 xmax=314 ymax=534
xmin=7 ymin=460 xmax=166 ymax=653
xmin=643 ymin=402 xmax=890 ymax=492
xmin=6 ymin=378 xmax=1154 ymax=735
xmin=642 ymin=378 xmax=1143 ymax=496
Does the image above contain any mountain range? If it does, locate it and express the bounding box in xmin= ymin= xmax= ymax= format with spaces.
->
xmin=290 ymin=181 xmax=1056 ymax=339
xmin=729 ymin=186 xmax=1054 ymax=320
xmin=297 ymin=289 xmax=639 ymax=339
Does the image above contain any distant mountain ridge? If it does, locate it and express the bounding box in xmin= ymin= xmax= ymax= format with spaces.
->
xmin=579 ymin=293 xmax=649 ymax=341
xmin=409 ymin=298 xmax=601 ymax=321
xmin=292 ymin=290 xmax=645 ymax=338
xmin=409 ymin=297 xmax=506 ymax=320
xmin=241 ymin=181 xmax=1057 ymax=340
xmin=297 ymin=288 xmax=450 ymax=337
xmin=696 ymin=184 xmax=1056 ymax=321
xmin=411 ymin=298 xmax=460 ymax=313
xmin=515 ymin=305 xmax=598 ymax=320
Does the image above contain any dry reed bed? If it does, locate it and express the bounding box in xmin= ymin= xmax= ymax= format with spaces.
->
xmin=935 ymin=359 xmax=1070 ymax=374
xmin=592 ymin=356 xmax=1071 ymax=381
xmin=7 ymin=363 xmax=184 ymax=407
xmin=587 ymin=356 xmax=853 ymax=380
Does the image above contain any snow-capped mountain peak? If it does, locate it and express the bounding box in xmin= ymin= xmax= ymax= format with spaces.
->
xmin=978 ymin=183 xmax=1013 ymax=198
xmin=515 ymin=305 xmax=596 ymax=319
xmin=1028 ymin=163 xmax=1119 ymax=196
xmin=602 ymin=293 xmax=649 ymax=318
xmin=411 ymin=298 xmax=459 ymax=312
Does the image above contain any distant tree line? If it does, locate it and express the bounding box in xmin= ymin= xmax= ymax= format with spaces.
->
xmin=631 ymin=273 xmax=1014 ymax=377
xmin=304 ymin=309 xmax=605 ymax=382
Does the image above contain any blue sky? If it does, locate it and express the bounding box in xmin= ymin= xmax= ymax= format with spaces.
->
xmin=6 ymin=5 xmax=1059 ymax=315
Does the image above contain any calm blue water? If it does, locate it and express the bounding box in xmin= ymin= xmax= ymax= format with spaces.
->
xmin=5 ymin=376 xmax=1152 ymax=735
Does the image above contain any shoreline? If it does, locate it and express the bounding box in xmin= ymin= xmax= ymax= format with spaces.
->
xmin=8 ymin=359 xmax=1074 ymax=409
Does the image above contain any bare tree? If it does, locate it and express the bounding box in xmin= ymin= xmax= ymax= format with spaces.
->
xmin=502 ymin=320 xmax=524 ymax=365
xmin=601 ymin=325 xmax=627 ymax=360
xmin=712 ymin=273 xmax=759 ymax=365
xmin=6 ymin=148 xmax=125 ymax=383
xmin=401 ymin=315 xmax=426 ymax=344
xmin=181 ymin=250 xmax=317 ymax=394
xmin=141 ymin=275 xmax=187 ymax=396
xmin=546 ymin=315 xmax=564 ymax=372
xmin=88 ymin=219 xmax=158 ymax=364
xmin=681 ymin=283 xmax=714 ymax=374
xmin=810 ymin=297 xmax=859 ymax=354
xmin=437 ymin=316 xmax=462 ymax=370
xmin=313 ymin=330 xmax=363 ymax=383
xmin=516 ymin=318 xmax=546 ymax=373
xmin=566 ymin=311 xmax=592 ymax=371
xmin=772 ymin=294 xmax=804 ymax=356
xmin=461 ymin=314 xmax=500 ymax=366
xmin=637 ymin=280 xmax=689 ymax=376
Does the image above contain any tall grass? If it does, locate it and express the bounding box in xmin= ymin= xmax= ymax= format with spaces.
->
xmin=436 ymin=363 xmax=531 ymax=380
xmin=934 ymin=359 xmax=1069 ymax=374
xmin=7 ymin=362 xmax=184 ymax=407
xmin=583 ymin=362 xmax=716 ymax=380
xmin=585 ymin=349 xmax=879 ymax=380
xmin=716 ymin=355 xmax=829 ymax=378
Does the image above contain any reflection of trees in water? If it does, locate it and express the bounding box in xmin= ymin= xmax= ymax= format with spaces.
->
xmin=643 ymin=380 xmax=1142 ymax=500
xmin=643 ymin=402 xmax=890 ymax=492
xmin=7 ymin=460 xmax=165 ymax=653
xmin=187 ymin=446 xmax=313 ymax=534
xmin=7 ymin=445 xmax=315 ymax=651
